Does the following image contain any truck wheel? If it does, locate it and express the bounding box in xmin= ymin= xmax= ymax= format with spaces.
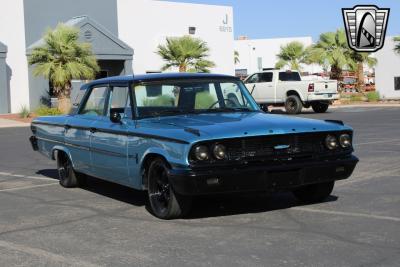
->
xmin=57 ymin=152 xmax=85 ymax=188
xmin=285 ymin=95 xmax=302 ymax=114
xmin=292 ymin=181 xmax=335 ymax=203
xmin=311 ymin=102 xmax=329 ymax=113
xmin=147 ymin=158 xmax=192 ymax=219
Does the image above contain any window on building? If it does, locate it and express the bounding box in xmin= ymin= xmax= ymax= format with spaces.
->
xmin=395 ymin=77 xmax=400 ymax=91
xmin=189 ymin=27 xmax=196 ymax=35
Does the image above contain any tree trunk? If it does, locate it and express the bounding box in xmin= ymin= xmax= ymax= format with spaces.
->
xmin=330 ymin=65 xmax=342 ymax=80
xmin=179 ymin=64 xmax=187 ymax=72
xmin=57 ymin=82 xmax=72 ymax=114
xmin=357 ymin=62 xmax=365 ymax=93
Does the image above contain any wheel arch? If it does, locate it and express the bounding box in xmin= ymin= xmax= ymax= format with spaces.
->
xmin=51 ymin=146 xmax=74 ymax=167
xmin=286 ymin=90 xmax=304 ymax=101
xmin=140 ymin=152 xmax=170 ymax=189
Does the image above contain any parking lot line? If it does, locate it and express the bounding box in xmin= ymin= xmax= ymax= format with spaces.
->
xmin=0 ymin=172 xmax=55 ymax=181
xmin=292 ymin=207 xmax=400 ymax=223
xmin=0 ymin=183 xmax=58 ymax=192
xmin=0 ymin=240 xmax=100 ymax=267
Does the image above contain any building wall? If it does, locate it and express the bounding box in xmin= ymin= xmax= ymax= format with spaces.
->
xmin=234 ymin=37 xmax=322 ymax=76
xmin=375 ymin=37 xmax=400 ymax=99
xmin=0 ymin=0 xmax=29 ymax=114
xmin=117 ymin=0 xmax=235 ymax=75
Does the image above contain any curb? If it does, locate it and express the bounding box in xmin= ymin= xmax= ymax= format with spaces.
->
xmin=0 ymin=118 xmax=30 ymax=128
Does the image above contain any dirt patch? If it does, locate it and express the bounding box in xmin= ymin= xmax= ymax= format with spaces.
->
xmin=0 ymin=114 xmax=37 ymax=123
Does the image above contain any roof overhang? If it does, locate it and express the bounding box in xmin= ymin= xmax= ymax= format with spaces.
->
xmin=26 ymin=15 xmax=133 ymax=60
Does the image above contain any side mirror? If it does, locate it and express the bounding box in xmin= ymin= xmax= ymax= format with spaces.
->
xmin=110 ymin=111 xmax=122 ymax=124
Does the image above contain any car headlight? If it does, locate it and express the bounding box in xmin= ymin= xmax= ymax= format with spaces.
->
xmin=339 ymin=134 xmax=352 ymax=148
xmin=325 ymin=135 xmax=338 ymax=150
xmin=213 ymin=144 xmax=227 ymax=160
xmin=194 ymin=145 xmax=209 ymax=161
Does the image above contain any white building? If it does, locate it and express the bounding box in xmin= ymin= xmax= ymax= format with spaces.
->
xmin=234 ymin=37 xmax=322 ymax=77
xmin=0 ymin=0 xmax=234 ymax=114
xmin=375 ymin=37 xmax=400 ymax=99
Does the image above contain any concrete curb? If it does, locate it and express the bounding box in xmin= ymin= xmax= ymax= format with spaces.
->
xmin=0 ymin=118 xmax=30 ymax=128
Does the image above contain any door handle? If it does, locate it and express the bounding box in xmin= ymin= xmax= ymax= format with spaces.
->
xmin=90 ymin=127 xmax=97 ymax=133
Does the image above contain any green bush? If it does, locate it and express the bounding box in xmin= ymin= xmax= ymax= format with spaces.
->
xmin=19 ymin=105 xmax=30 ymax=118
xmin=143 ymin=95 xmax=175 ymax=106
xmin=195 ymin=92 xmax=216 ymax=109
xmin=366 ymin=91 xmax=380 ymax=102
xmin=350 ymin=94 xmax=363 ymax=102
xmin=35 ymin=106 xmax=63 ymax=116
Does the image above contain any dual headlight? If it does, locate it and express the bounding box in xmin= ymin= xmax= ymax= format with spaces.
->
xmin=193 ymin=144 xmax=227 ymax=161
xmin=325 ymin=134 xmax=352 ymax=150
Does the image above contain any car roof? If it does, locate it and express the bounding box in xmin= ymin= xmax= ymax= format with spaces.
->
xmin=81 ymin=73 xmax=239 ymax=89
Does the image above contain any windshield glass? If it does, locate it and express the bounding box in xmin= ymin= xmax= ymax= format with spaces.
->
xmin=132 ymin=79 xmax=260 ymax=118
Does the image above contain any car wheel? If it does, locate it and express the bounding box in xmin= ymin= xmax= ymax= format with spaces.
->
xmin=147 ymin=158 xmax=192 ymax=219
xmin=311 ymin=102 xmax=329 ymax=113
xmin=57 ymin=152 xmax=81 ymax=188
xmin=285 ymin=95 xmax=302 ymax=114
xmin=292 ymin=181 xmax=335 ymax=203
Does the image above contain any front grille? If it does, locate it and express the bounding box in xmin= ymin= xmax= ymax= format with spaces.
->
xmin=223 ymin=133 xmax=324 ymax=161
xmin=190 ymin=132 xmax=353 ymax=168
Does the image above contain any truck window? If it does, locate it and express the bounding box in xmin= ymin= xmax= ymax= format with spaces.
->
xmin=279 ymin=72 xmax=301 ymax=81
xmin=246 ymin=74 xmax=259 ymax=83
xmin=259 ymin=72 xmax=273 ymax=82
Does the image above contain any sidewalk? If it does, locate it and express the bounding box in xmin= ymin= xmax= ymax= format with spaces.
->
xmin=0 ymin=118 xmax=30 ymax=128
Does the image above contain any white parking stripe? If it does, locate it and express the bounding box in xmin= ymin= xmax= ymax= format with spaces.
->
xmin=0 ymin=172 xmax=55 ymax=181
xmin=0 ymin=183 xmax=58 ymax=192
xmin=292 ymin=207 xmax=400 ymax=222
xmin=0 ymin=240 xmax=100 ymax=267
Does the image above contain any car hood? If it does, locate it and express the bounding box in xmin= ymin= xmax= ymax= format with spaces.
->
xmin=139 ymin=112 xmax=351 ymax=143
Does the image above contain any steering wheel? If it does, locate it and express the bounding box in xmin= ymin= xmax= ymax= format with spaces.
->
xmin=208 ymin=98 xmax=237 ymax=109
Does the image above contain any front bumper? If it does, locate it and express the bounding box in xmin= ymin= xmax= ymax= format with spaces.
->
xmin=168 ymin=155 xmax=358 ymax=195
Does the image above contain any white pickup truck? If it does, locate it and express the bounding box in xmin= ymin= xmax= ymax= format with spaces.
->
xmin=243 ymin=70 xmax=339 ymax=114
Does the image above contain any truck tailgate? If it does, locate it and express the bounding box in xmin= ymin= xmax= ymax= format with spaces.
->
xmin=313 ymin=80 xmax=337 ymax=93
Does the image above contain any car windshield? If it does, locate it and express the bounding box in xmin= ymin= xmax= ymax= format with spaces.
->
xmin=132 ymin=79 xmax=260 ymax=118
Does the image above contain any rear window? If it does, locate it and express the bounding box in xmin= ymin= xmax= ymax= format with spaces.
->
xmin=279 ymin=72 xmax=301 ymax=81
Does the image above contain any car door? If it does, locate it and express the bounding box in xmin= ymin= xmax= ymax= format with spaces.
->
xmin=245 ymin=72 xmax=275 ymax=103
xmin=90 ymin=84 xmax=132 ymax=185
xmin=64 ymin=85 xmax=109 ymax=175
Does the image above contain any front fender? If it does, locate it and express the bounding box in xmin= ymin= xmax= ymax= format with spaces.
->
xmin=51 ymin=145 xmax=75 ymax=168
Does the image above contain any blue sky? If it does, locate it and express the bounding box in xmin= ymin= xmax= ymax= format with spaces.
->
xmin=171 ymin=0 xmax=400 ymax=41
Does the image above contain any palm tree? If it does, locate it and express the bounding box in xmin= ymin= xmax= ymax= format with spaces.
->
xmin=275 ymin=41 xmax=309 ymax=71
xmin=28 ymin=24 xmax=99 ymax=113
xmin=156 ymin=36 xmax=215 ymax=73
xmin=394 ymin=36 xmax=400 ymax=54
xmin=349 ymin=51 xmax=377 ymax=92
xmin=234 ymin=50 xmax=240 ymax=64
xmin=307 ymin=29 xmax=354 ymax=80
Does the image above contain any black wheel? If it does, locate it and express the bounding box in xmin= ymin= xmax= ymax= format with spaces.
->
xmin=285 ymin=95 xmax=302 ymax=114
xmin=57 ymin=152 xmax=81 ymax=188
xmin=147 ymin=158 xmax=192 ymax=219
xmin=292 ymin=181 xmax=335 ymax=203
xmin=311 ymin=102 xmax=329 ymax=113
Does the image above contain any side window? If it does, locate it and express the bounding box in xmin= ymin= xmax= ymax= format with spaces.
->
xmin=259 ymin=72 xmax=273 ymax=82
xmin=109 ymin=86 xmax=132 ymax=118
xmin=246 ymin=74 xmax=259 ymax=84
xmin=80 ymin=86 xmax=109 ymax=116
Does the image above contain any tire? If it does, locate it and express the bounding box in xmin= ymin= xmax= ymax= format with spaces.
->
xmin=292 ymin=181 xmax=335 ymax=203
xmin=311 ymin=102 xmax=329 ymax=113
xmin=147 ymin=158 xmax=192 ymax=219
xmin=57 ymin=152 xmax=84 ymax=188
xmin=285 ymin=95 xmax=302 ymax=114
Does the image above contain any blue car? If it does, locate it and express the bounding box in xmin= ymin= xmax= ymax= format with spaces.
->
xmin=30 ymin=73 xmax=358 ymax=219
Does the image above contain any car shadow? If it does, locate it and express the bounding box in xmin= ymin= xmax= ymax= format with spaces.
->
xmin=186 ymin=193 xmax=338 ymax=219
xmin=36 ymin=169 xmax=338 ymax=218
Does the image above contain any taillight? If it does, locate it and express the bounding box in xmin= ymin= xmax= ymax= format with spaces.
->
xmin=308 ymin=83 xmax=314 ymax=92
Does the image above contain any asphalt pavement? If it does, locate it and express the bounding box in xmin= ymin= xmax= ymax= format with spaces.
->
xmin=0 ymin=106 xmax=399 ymax=266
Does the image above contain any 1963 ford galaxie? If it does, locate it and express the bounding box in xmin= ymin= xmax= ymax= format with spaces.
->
xmin=30 ymin=73 xmax=358 ymax=219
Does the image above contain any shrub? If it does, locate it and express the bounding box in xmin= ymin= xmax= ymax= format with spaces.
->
xmin=35 ymin=105 xmax=63 ymax=116
xmin=143 ymin=95 xmax=175 ymax=106
xmin=350 ymin=94 xmax=364 ymax=102
xmin=366 ymin=91 xmax=380 ymax=102
xmin=19 ymin=105 xmax=30 ymax=118
xmin=195 ymin=92 xmax=216 ymax=109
